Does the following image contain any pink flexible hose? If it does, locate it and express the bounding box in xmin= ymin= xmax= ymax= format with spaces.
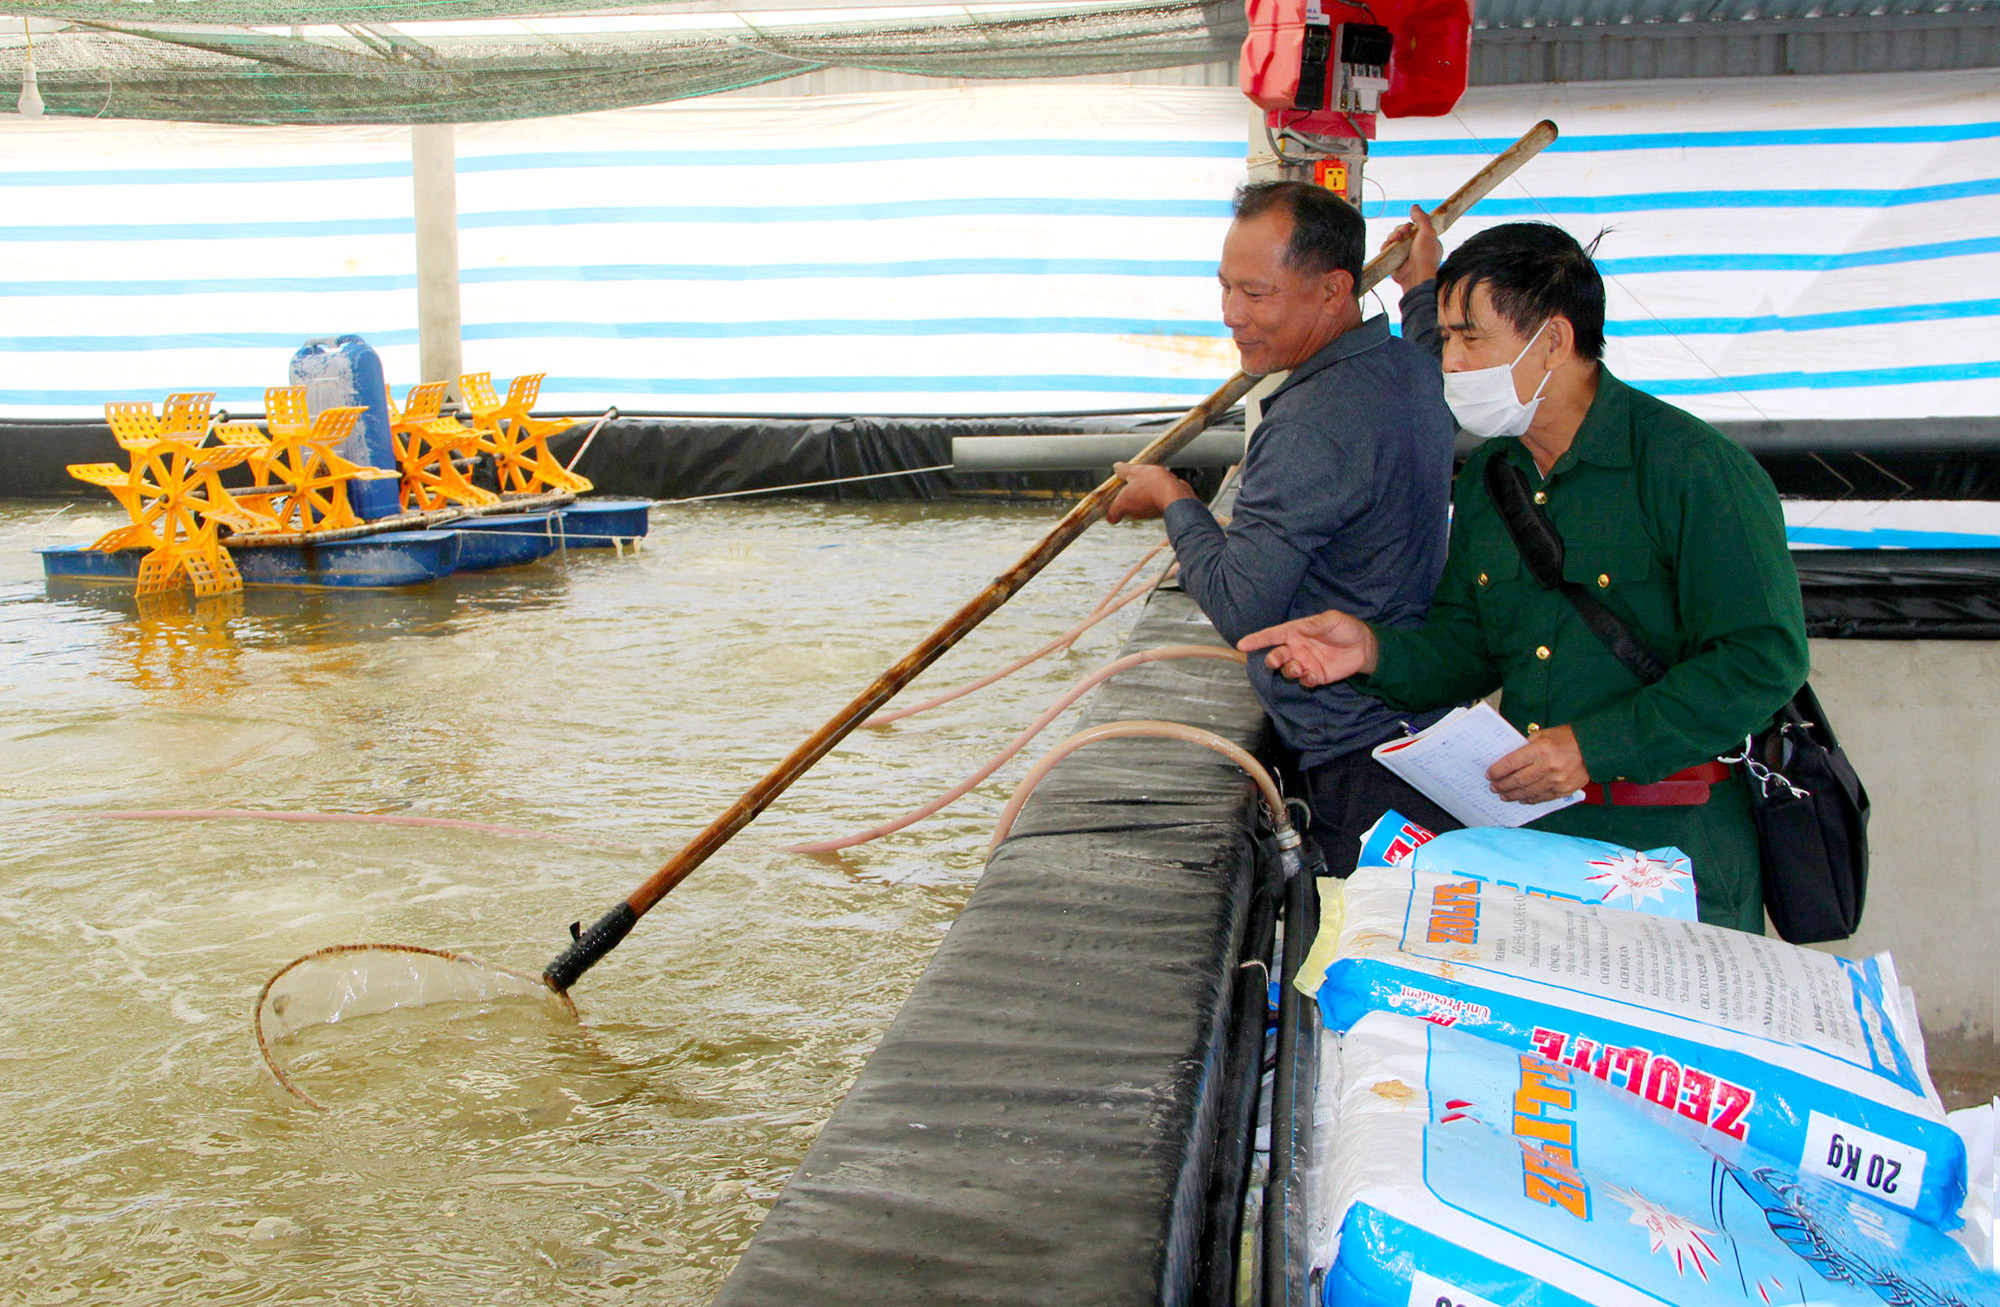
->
xmin=987 ymin=719 xmax=1286 ymax=850
xmin=863 ymin=556 xmax=1177 ymax=730
xmin=1056 ymin=541 xmax=1168 ymax=653
xmin=89 ymin=808 xmax=642 ymax=851
xmin=787 ymin=644 xmax=1245 ymax=854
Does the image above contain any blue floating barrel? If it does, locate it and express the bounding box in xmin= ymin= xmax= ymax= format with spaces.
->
xmin=39 ymin=542 xmax=140 ymax=582
xmin=239 ymin=531 xmax=461 ymax=588
xmin=447 ymin=513 xmax=560 ymax=571
xmin=289 ymin=335 xmax=402 ymax=521
xmin=40 ymin=532 xmax=461 ymax=589
xmin=558 ymin=498 xmax=652 ymax=548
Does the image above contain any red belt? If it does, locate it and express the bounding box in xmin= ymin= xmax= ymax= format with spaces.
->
xmin=1581 ymin=760 xmax=1732 ymax=807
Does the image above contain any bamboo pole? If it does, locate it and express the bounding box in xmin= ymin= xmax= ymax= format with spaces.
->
xmin=542 ymin=119 xmax=1561 ymax=993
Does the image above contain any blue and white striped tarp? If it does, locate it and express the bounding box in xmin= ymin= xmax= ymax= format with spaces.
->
xmin=1368 ymin=70 xmax=2000 ymax=424
xmin=1 ymin=72 xmax=1996 ymax=420
xmin=1785 ymin=499 xmax=2000 ymax=549
xmin=0 ymin=88 xmax=1244 ymax=418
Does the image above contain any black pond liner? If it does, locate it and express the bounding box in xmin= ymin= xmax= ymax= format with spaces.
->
xmin=717 ymin=586 xmax=1284 ymax=1306
xmin=0 ymin=413 xmax=1241 ymax=504
xmin=1796 ymin=547 xmax=2000 ymax=640
xmin=15 ymin=414 xmax=1998 ymax=639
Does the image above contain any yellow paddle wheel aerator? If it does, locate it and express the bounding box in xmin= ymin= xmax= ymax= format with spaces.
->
xmin=66 ymin=392 xmax=270 ymax=598
xmin=234 ymin=388 xmax=399 ymax=533
xmin=460 ymin=371 xmax=593 ymax=496
xmin=387 ymin=381 xmax=499 ymax=512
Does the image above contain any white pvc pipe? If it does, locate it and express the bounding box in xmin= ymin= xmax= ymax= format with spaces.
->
xmin=952 ymin=431 xmax=1246 ymax=472
xmin=988 ymin=719 xmax=1288 ymax=850
xmin=787 ymin=644 xmax=1244 ymax=854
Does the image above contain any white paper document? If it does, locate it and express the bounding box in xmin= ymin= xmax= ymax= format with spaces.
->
xmin=1368 ymin=702 xmax=1583 ymax=828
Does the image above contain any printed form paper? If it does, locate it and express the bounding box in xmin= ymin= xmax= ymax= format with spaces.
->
xmin=1369 ymin=703 xmax=1583 ymax=828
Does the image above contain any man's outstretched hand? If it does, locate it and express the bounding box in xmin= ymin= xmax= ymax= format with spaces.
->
xmin=1236 ymin=609 xmax=1379 ymax=686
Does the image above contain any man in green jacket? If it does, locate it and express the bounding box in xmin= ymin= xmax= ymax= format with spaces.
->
xmin=1238 ymin=219 xmax=1807 ymax=932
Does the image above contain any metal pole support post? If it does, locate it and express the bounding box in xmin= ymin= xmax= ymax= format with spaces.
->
xmin=412 ymin=124 xmax=464 ymax=399
xmin=1263 ymin=858 xmax=1321 ymax=1307
xmin=1239 ymin=106 xmax=1361 ymax=436
xmin=1195 ymin=840 xmax=1285 ymax=1305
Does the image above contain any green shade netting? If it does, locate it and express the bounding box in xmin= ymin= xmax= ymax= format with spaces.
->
xmin=0 ymin=1 xmax=1244 ymax=124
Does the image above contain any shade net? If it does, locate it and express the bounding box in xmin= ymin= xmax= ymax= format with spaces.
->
xmin=1 ymin=1 xmax=1243 ymax=124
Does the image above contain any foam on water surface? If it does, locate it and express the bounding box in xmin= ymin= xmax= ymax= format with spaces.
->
xmin=0 ymin=496 xmax=1157 ymax=1305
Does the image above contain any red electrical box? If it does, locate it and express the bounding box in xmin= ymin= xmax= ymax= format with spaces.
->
xmin=1241 ymin=0 xmax=1472 ymax=136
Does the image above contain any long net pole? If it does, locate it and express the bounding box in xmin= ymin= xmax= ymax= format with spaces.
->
xmin=542 ymin=119 xmax=1560 ymax=993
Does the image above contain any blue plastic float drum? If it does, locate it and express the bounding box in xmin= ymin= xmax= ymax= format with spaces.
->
xmin=449 ymin=513 xmax=561 ymax=571
xmin=558 ymin=499 xmax=651 ymax=547
xmin=40 ymin=532 xmax=463 ymax=588
xmin=288 ymin=335 xmax=402 ymax=522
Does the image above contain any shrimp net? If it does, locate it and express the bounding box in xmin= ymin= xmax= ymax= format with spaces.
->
xmin=255 ymin=943 xmax=577 ymax=1110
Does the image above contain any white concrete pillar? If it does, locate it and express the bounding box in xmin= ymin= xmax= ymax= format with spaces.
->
xmin=411 ymin=124 xmax=463 ymax=394
xmin=1244 ymin=104 xmax=1286 ymax=433
xmin=1810 ymin=639 xmax=2000 ymax=1080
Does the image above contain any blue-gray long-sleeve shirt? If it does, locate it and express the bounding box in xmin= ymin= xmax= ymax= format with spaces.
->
xmin=1161 ymin=314 xmax=1458 ymax=768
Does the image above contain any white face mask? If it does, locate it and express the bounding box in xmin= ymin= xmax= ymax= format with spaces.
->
xmin=1442 ymin=320 xmax=1552 ymax=439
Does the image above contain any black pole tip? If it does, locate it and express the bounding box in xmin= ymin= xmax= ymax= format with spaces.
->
xmin=543 ymin=901 xmax=638 ymax=994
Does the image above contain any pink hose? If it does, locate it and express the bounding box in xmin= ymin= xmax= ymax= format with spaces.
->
xmin=89 ymin=808 xmax=642 ymax=851
xmin=1057 ymin=541 xmax=1168 ymax=653
xmin=987 ymin=719 xmax=1286 ymax=850
xmin=864 ymin=557 xmax=1178 ymax=731
xmin=787 ymin=644 xmax=1245 ymax=854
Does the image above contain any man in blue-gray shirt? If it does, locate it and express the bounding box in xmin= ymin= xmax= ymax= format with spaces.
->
xmin=1108 ymin=180 xmax=1460 ymax=868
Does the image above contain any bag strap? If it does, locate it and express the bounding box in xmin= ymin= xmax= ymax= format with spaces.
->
xmin=1482 ymin=453 xmax=1673 ymax=685
xmin=1481 ymin=454 xmax=1832 ymax=802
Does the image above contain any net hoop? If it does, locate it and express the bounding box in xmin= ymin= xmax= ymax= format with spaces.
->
xmin=254 ymin=942 xmax=577 ymax=1111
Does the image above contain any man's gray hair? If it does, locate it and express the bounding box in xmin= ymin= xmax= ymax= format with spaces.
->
xmin=1233 ymin=180 xmax=1364 ymax=290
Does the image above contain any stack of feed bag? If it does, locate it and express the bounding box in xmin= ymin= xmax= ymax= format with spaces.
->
xmin=1302 ymin=817 xmax=2000 ymax=1305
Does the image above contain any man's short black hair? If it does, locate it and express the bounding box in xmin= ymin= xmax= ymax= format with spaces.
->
xmin=1435 ymin=222 xmax=1606 ymax=361
xmin=1233 ymin=180 xmax=1364 ymax=292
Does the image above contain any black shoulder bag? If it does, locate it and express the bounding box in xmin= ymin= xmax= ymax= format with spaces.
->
xmin=1483 ymin=454 xmax=1870 ymax=943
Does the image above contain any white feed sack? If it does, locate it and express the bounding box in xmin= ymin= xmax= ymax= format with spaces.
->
xmin=1300 ymin=868 xmax=1966 ymax=1229
xmin=1310 ymin=1011 xmax=2000 ymax=1306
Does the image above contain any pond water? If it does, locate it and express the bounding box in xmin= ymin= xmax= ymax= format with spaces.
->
xmin=0 ymin=496 xmax=1161 ymax=1305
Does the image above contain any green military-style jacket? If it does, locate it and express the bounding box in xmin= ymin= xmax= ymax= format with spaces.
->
xmin=1362 ymin=369 xmax=1809 ymax=931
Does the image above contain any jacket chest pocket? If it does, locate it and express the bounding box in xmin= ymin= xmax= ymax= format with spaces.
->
xmin=1467 ymin=540 xmax=1520 ymax=585
xmin=1466 ymin=545 xmax=1528 ymax=632
xmin=1559 ymin=539 xmax=1678 ymax=661
xmin=1560 ymin=541 xmax=1654 ymax=595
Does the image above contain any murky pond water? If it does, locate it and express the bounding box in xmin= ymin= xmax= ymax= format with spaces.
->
xmin=0 ymin=496 xmax=1160 ymax=1305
